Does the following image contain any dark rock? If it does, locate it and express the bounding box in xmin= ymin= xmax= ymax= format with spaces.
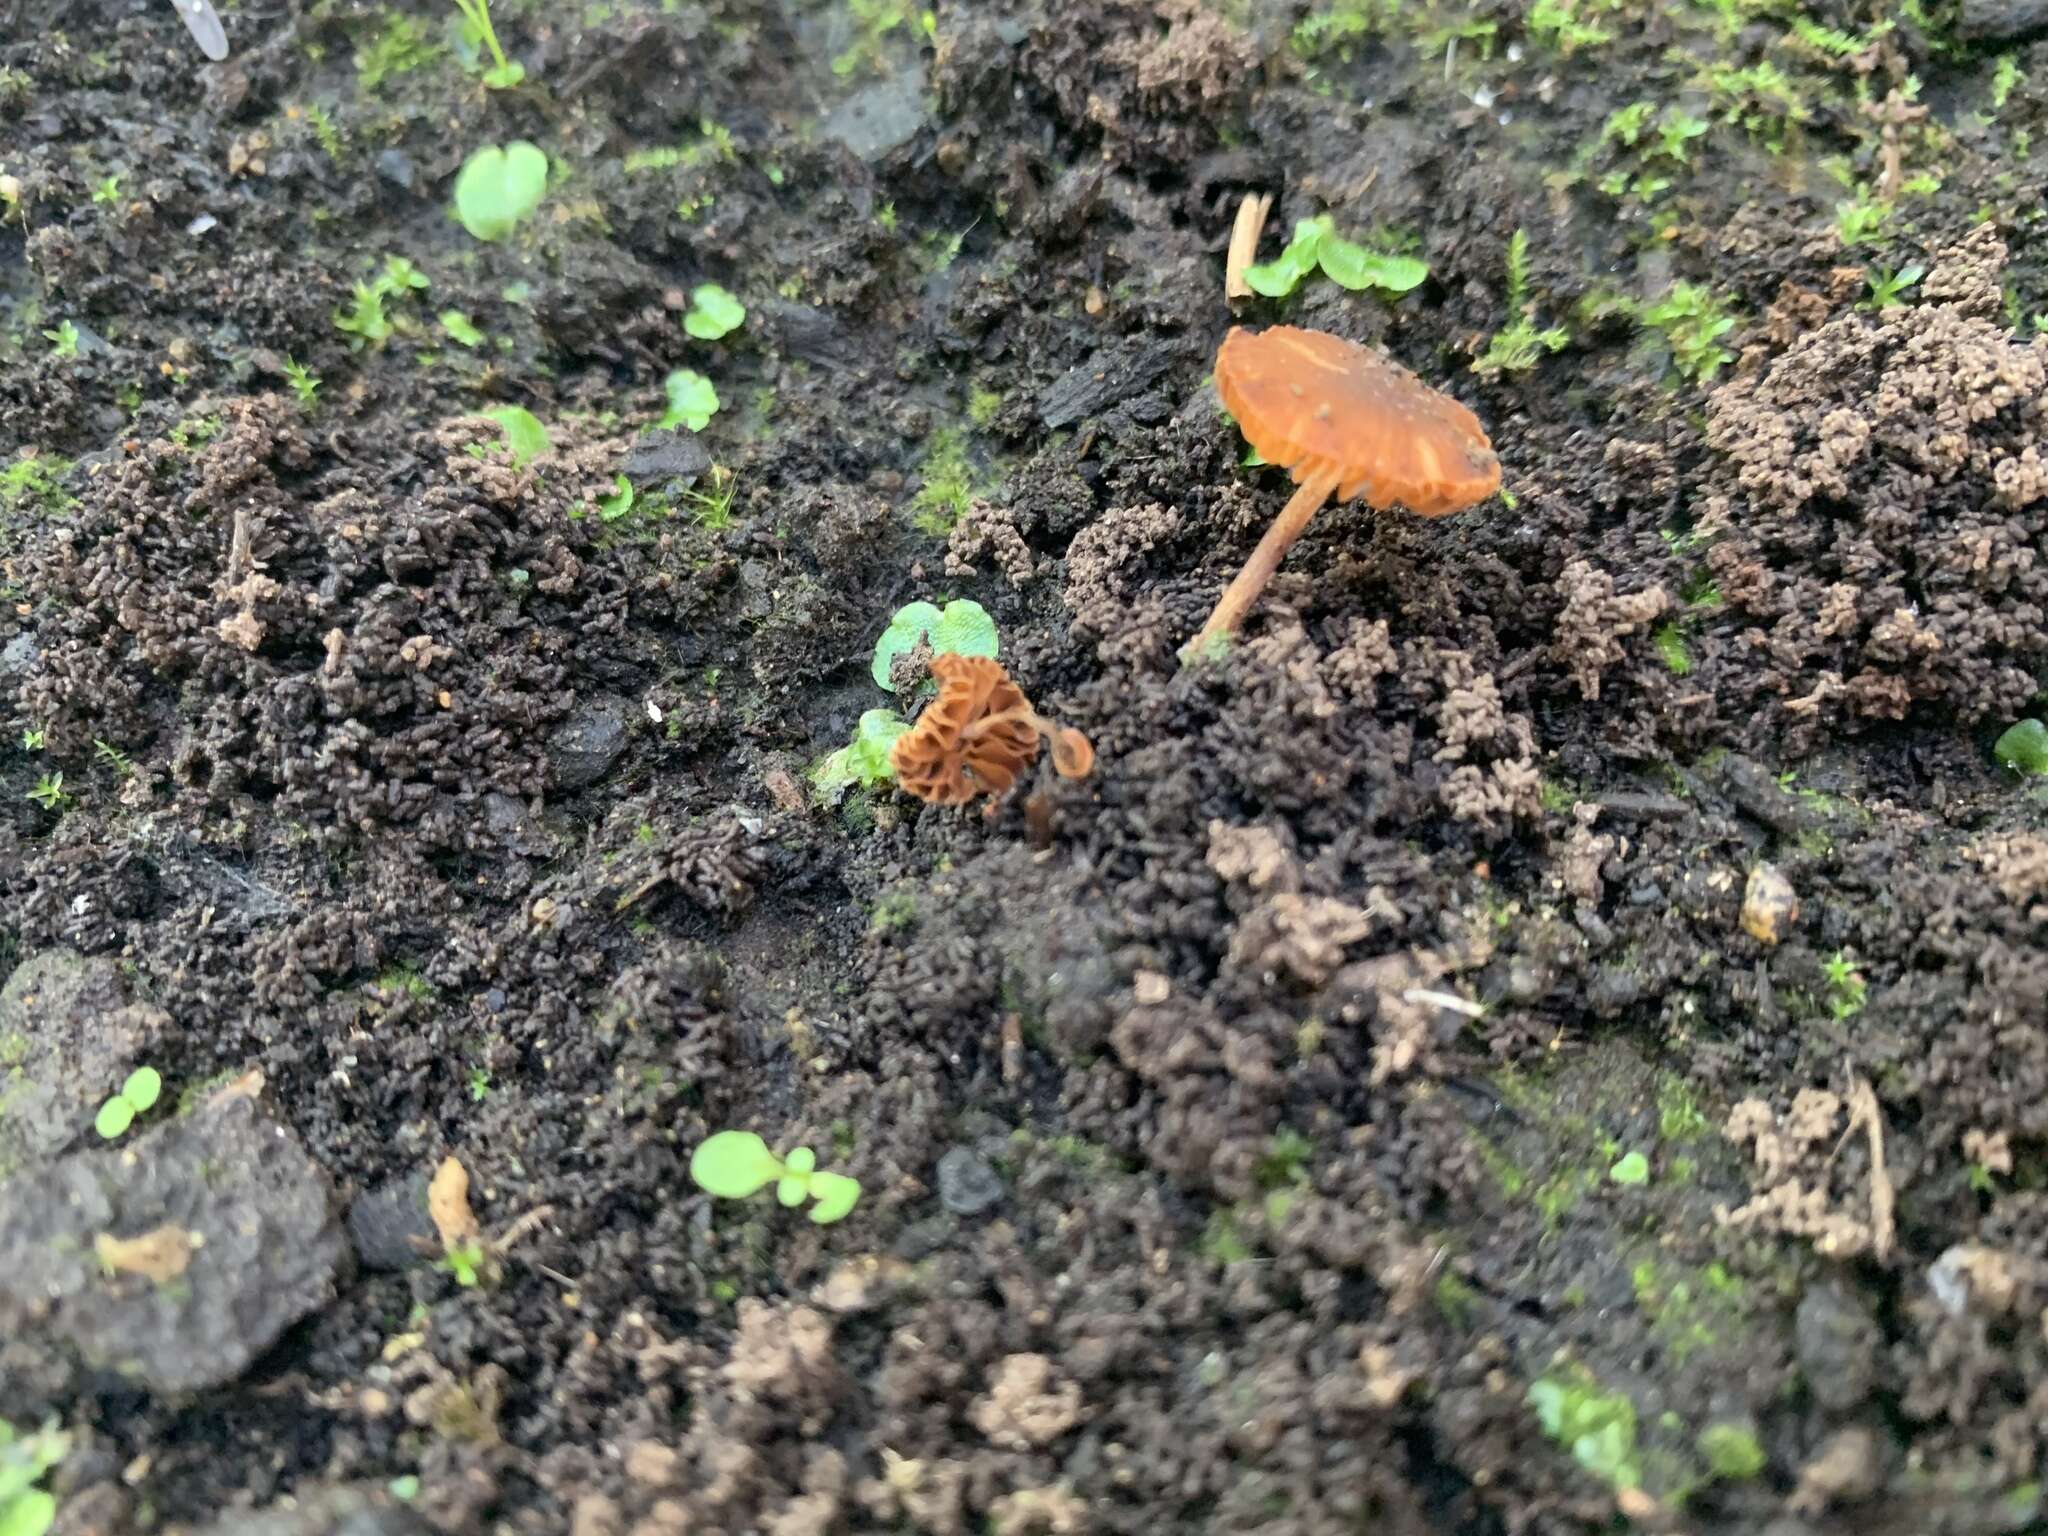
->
xmin=373 ymin=149 xmax=415 ymax=190
xmin=347 ymin=1171 xmax=436 ymax=1272
xmin=0 ymin=949 xmax=166 ymax=1177
xmin=936 ymin=1147 xmax=1004 ymax=1215
xmin=189 ymin=1484 xmax=435 ymax=1536
xmin=483 ymin=792 xmax=552 ymax=856
xmin=1957 ymin=0 xmax=2048 ymax=40
xmin=760 ymin=300 xmax=860 ymax=369
xmin=1795 ymin=1281 xmax=1880 ymax=1412
xmin=620 ymin=430 xmax=712 ymax=488
xmin=1710 ymin=753 xmax=1822 ymax=838
xmin=820 ymin=64 xmax=928 ymax=161
xmin=547 ymin=695 xmax=632 ymax=790
xmin=1039 ymin=341 xmax=1177 ymax=429
xmin=0 ymin=1085 xmax=347 ymax=1394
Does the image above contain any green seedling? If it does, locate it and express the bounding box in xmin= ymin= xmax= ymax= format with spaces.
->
xmin=1835 ymin=195 xmax=1890 ymax=247
xmin=20 ymin=728 xmax=44 ymax=751
xmin=281 ymin=357 xmax=321 ymax=409
xmin=1474 ymin=228 xmax=1569 ymax=376
xmin=1993 ymin=718 xmax=2048 ymax=775
xmin=1528 ymin=1366 xmax=1641 ymax=1489
xmin=335 ymin=282 xmax=392 ymax=344
xmin=380 ymin=255 xmax=429 ymax=295
xmin=356 ymin=13 xmax=441 ymax=90
xmin=1821 ymin=951 xmax=1866 ymax=1019
xmin=690 ymin=1129 xmax=861 ymax=1224
xmin=92 ymin=174 xmax=119 ymax=205
xmin=94 ymin=1066 xmax=162 ymax=1140
xmin=1992 ymin=54 xmax=2024 ymax=111
xmin=871 ymin=599 xmax=998 ymax=690
xmin=25 ymin=773 xmax=65 ymax=811
xmin=43 ymin=321 xmax=79 ymax=359
xmin=437 ymin=1241 xmax=486 ymax=1287
xmin=451 ymin=0 xmax=525 ymax=87
xmin=1697 ymin=1423 xmax=1765 ymax=1480
xmin=1861 ymin=263 xmax=1924 ymax=310
xmin=1609 ymin=1151 xmax=1650 ymax=1185
xmin=810 ymin=709 xmax=909 ymax=800
xmin=597 ymin=475 xmax=636 ymax=521
xmin=657 ymin=369 xmax=719 ymax=431
xmin=480 ymin=406 xmax=549 ymax=467
xmin=439 ymin=310 xmax=484 ymax=347
xmin=0 ymin=1418 xmax=69 ymax=1536
xmin=683 ymin=283 xmax=745 ymax=340
xmin=1243 ymin=214 xmax=1428 ymax=300
xmin=453 ymin=141 xmax=547 ymax=241
xmin=1640 ymin=283 xmax=1737 ymax=384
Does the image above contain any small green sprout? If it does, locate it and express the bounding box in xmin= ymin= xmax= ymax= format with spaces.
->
xmin=94 ymin=1066 xmax=163 ymax=1140
xmin=597 ymin=474 xmax=636 ymax=521
xmin=0 ymin=1418 xmax=69 ymax=1536
xmin=1992 ymin=54 xmax=2024 ymax=111
xmin=657 ymin=369 xmax=720 ymax=432
xmin=380 ymin=255 xmax=429 ymax=295
xmin=1640 ymin=283 xmax=1738 ymax=384
xmin=439 ymin=310 xmax=484 ymax=347
xmin=872 ymin=599 xmax=998 ymax=690
xmin=679 ymin=466 xmax=737 ymax=528
xmin=452 ymin=141 xmax=547 ymax=242
xmin=1602 ymin=101 xmax=1655 ymax=146
xmin=1994 ymin=718 xmax=2048 ymax=775
xmin=1861 ymin=263 xmax=1924 ymax=310
xmin=25 ymin=772 xmax=65 ymax=811
xmin=467 ymin=1066 xmax=491 ymax=1101
xmin=1652 ymin=623 xmax=1693 ymax=675
xmin=810 ymin=709 xmax=909 ymax=800
xmin=1835 ymin=195 xmax=1891 ymax=247
xmin=1608 ymin=1151 xmax=1650 ymax=1186
xmin=1528 ymin=1366 xmax=1640 ymax=1489
xmin=1654 ymin=110 xmax=1711 ymax=163
xmin=1243 ymin=214 xmax=1428 ymax=300
xmin=1526 ymin=0 xmax=1611 ymax=53
xmin=335 ymin=283 xmax=392 ymax=345
xmin=281 ymin=357 xmax=321 ymax=409
xmin=1821 ymin=951 xmax=1866 ymax=1019
xmin=91 ymin=173 xmax=120 ymax=205
xmin=683 ymin=283 xmax=745 ymax=341
xmin=480 ymin=406 xmax=550 ymax=467
xmin=1474 ymin=228 xmax=1569 ymax=376
xmin=451 ymin=0 xmax=526 ymax=87
xmin=1698 ymin=1422 xmax=1766 ymax=1480
xmin=438 ymin=1240 xmax=487 ymax=1287
xmin=93 ymin=739 xmax=133 ymax=777
xmin=43 ymin=321 xmax=80 ymax=359
xmin=20 ymin=728 xmax=45 ymax=751
xmin=690 ymin=1129 xmax=861 ymax=1224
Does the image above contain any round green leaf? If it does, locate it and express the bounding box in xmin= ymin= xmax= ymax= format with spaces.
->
xmin=0 ymin=1489 xmax=57 ymax=1536
xmin=94 ymin=1096 xmax=134 ymax=1140
xmin=482 ymin=406 xmax=550 ymax=466
xmin=684 ymin=283 xmax=746 ymax=341
xmin=929 ymin=599 xmax=999 ymax=661
xmin=122 ymin=1066 xmax=162 ymax=1112
xmin=1608 ymin=1151 xmax=1649 ymax=1186
xmin=689 ymin=1131 xmax=783 ymax=1198
xmin=1994 ymin=718 xmax=2048 ymax=775
xmin=453 ymin=141 xmax=548 ymax=242
xmin=776 ymin=1173 xmax=808 ymax=1207
xmin=657 ymin=369 xmax=720 ymax=432
xmin=783 ymin=1145 xmax=816 ymax=1175
xmin=871 ymin=601 xmax=944 ymax=689
xmin=1317 ymin=235 xmax=1429 ymax=294
xmin=805 ymin=1171 xmax=861 ymax=1224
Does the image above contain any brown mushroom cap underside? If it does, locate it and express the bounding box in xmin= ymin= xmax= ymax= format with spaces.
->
xmin=892 ymin=654 xmax=1040 ymax=805
xmin=1216 ymin=325 xmax=1502 ymax=516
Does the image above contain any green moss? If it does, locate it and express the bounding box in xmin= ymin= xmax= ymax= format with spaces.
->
xmin=355 ymin=13 xmax=442 ymax=91
xmin=1652 ymin=623 xmax=1693 ymax=675
xmin=0 ymin=452 xmax=75 ymax=515
xmin=910 ymin=426 xmax=977 ymax=535
xmin=967 ymin=388 xmax=1003 ymax=428
xmin=1435 ymin=1271 xmax=1480 ymax=1328
xmin=1528 ymin=1365 xmax=1640 ymax=1489
xmin=1656 ymin=1076 xmax=1710 ymax=1143
xmin=1697 ymin=1423 xmax=1765 ymax=1480
xmin=1631 ymin=1257 xmax=1746 ymax=1364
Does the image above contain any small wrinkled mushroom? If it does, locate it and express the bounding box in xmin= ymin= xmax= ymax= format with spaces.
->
xmin=891 ymin=654 xmax=1094 ymax=806
xmin=1191 ymin=325 xmax=1501 ymax=653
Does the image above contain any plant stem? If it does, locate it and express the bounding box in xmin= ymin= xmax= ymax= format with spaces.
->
xmin=1186 ymin=470 xmax=1338 ymax=655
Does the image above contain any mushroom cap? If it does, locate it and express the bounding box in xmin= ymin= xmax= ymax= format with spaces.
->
xmin=1216 ymin=325 xmax=1501 ymax=516
xmin=891 ymin=654 xmax=1040 ymax=805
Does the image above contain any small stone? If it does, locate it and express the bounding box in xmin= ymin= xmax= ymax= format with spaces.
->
xmin=1795 ymin=1282 xmax=1879 ymax=1412
xmin=374 ymin=148 xmax=416 ymax=190
xmin=937 ymin=1147 xmax=1004 ymax=1216
xmin=1741 ymin=862 xmax=1799 ymax=945
xmin=0 ymin=949 xmax=166 ymax=1176
xmin=548 ymin=695 xmax=632 ymax=790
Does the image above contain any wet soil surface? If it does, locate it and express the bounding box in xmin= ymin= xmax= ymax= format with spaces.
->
xmin=3 ymin=0 xmax=2048 ymax=1532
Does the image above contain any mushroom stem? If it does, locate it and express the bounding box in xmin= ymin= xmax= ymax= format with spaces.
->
xmin=1186 ymin=470 xmax=1338 ymax=655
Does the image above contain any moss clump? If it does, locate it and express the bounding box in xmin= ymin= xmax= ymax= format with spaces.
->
xmin=1528 ymin=1365 xmax=1641 ymax=1489
xmin=910 ymin=426 xmax=977 ymax=534
xmin=1697 ymin=1422 xmax=1765 ymax=1480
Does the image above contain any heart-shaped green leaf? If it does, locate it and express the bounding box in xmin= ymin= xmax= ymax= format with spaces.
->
xmin=805 ymin=1171 xmax=861 ymax=1224
xmin=453 ymin=141 xmax=548 ymax=242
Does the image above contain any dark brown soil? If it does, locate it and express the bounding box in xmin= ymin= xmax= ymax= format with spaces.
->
xmin=3 ymin=1 xmax=2048 ymax=1533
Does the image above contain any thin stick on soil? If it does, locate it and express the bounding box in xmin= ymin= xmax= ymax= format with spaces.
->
xmin=1188 ymin=469 xmax=1337 ymax=653
xmin=1225 ymin=191 xmax=1274 ymax=301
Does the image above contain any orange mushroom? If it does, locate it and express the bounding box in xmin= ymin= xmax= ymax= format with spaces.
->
xmin=1190 ymin=325 xmax=1501 ymax=653
xmin=891 ymin=654 xmax=1095 ymax=805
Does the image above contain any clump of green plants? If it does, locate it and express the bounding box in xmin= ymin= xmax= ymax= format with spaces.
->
xmin=438 ymin=1241 xmax=487 ymax=1287
xmin=1290 ymin=0 xmax=1398 ymax=60
xmin=831 ymin=0 xmax=936 ymax=77
xmin=1992 ymin=54 xmax=2024 ymax=111
xmin=812 ymin=598 xmax=998 ymax=800
xmin=1697 ymin=1422 xmax=1765 ymax=1480
xmin=683 ymin=283 xmax=745 ymax=341
xmin=440 ymin=311 xmax=484 ymax=347
xmin=1243 ymin=213 xmax=1428 ymax=300
xmin=94 ymin=1066 xmax=162 ymax=1140
xmin=1993 ymin=717 xmax=2048 ymax=775
xmin=1526 ymin=0 xmax=1612 ymax=54
xmin=335 ymin=255 xmax=430 ymax=347
xmin=910 ymin=426 xmax=978 ymax=534
xmin=1640 ymin=283 xmax=1738 ymax=384
xmin=0 ymin=1418 xmax=68 ymax=1536
xmin=1528 ymin=1365 xmax=1641 ymax=1489
xmin=690 ymin=1130 xmax=861 ymax=1224
xmin=451 ymin=0 xmax=525 ymax=88
xmin=356 ymin=13 xmax=441 ymax=91
xmin=453 ymin=142 xmax=547 ymax=242
xmin=1652 ymin=623 xmax=1693 ymax=675
xmin=0 ymin=451 xmax=74 ymax=514
xmin=1861 ymin=263 xmax=1924 ymax=310
xmin=656 ymin=369 xmax=719 ymax=432
xmin=281 ymin=357 xmax=321 ymax=410
xmin=1474 ymin=229 xmax=1569 ymax=376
